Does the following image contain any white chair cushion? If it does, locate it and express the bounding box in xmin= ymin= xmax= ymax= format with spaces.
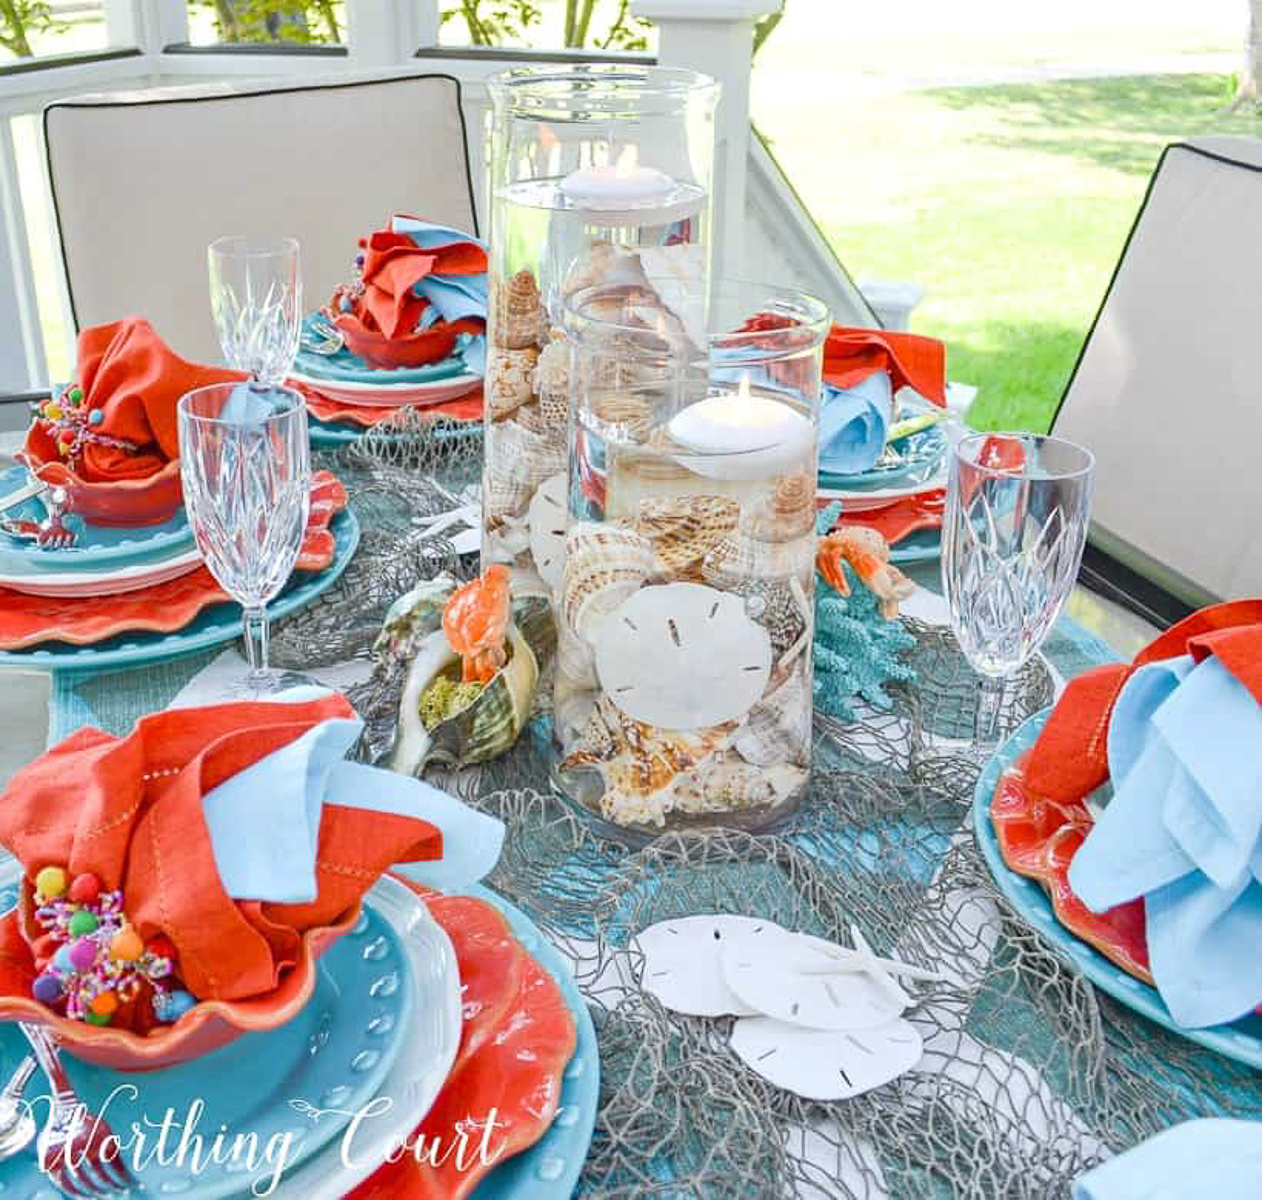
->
xmin=1053 ymin=136 xmax=1262 ymax=603
xmin=45 ymin=72 xmax=477 ymax=365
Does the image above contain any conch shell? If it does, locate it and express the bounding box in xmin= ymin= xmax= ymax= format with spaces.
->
xmin=744 ymin=473 xmax=817 ymax=543
xmin=381 ymin=576 xmax=554 ymax=774
xmin=492 ymin=268 xmax=543 ymax=350
xmin=483 ymin=417 xmax=567 ymax=522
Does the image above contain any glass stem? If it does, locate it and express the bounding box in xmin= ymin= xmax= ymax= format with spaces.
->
xmin=975 ymin=674 xmax=1005 ymax=746
xmin=242 ymin=605 xmax=270 ymax=684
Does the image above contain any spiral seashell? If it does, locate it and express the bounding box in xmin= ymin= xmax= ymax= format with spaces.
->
xmin=631 ymin=494 xmax=739 ymax=580
xmin=560 ymin=522 xmax=655 ymax=644
xmin=691 ymin=758 xmax=806 ymax=812
xmin=492 ymin=269 xmax=544 ymax=350
xmin=487 ymin=345 xmax=539 ymax=422
xmin=744 ymin=472 xmax=817 ymax=543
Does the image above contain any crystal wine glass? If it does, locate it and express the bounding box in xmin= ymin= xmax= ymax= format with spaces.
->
xmin=941 ymin=432 xmax=1095 ymax=748
xmin=178 ymin=383 xmax=311 ymax=694
xmin=208 ymin=236 xmax=302 ymax=386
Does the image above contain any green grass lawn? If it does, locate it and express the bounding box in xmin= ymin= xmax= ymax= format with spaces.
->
xmin=755 ymin=72 xmax=1262 ymax=431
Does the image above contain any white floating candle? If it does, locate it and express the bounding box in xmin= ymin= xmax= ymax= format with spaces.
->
xmin=668 ymin=373 xmax=815 ymax=481
xmin=560 ymin=146 xmax=676 ymax=212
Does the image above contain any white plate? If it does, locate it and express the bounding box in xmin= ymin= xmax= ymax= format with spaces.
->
xmin=289 ymin=370 xmax=481 ymax=396
xmin=276 ymin=874 xmax=463 ymax=1200
xmin=818 ymin=466 xmax=948 ymax=511
xmin=0 ymin=545 xmax=202 ymax=596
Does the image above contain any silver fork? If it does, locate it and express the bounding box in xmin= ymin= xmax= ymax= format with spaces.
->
xmin=35 ymin=487 xmax=77 ymax=549
xmin=0 ymin=1054 xmax=37 ymax=1159
xmin=21 ymin=1023 xmax=135 ymax=1197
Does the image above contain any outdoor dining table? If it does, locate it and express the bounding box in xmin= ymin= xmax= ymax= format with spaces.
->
xmin=0 ymin=424 xmax=1258 ymax=1199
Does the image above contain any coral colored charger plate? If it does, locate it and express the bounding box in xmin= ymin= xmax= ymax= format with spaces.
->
xmin=324 ymin=880 xmax=599 ymax=1200
xmin=973 ymin=709 xmax=1262 ymax=1070
xmin=0 ymin=508 xmax=359 ymax=668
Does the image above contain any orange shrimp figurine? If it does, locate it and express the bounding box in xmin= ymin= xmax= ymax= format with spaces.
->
xmin=817 ymin=526 xmax=915 ymax=619
xmin=442 ymin=564 xmax=512 ymax=683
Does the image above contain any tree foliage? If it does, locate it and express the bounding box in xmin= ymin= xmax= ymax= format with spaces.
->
xmin=194 ymin=0 xmax=342 ymax=45
xmin=0 ymin=0 xmax=64 ymax=58
xmin=442 ymin=0 xmax=650 ymax=50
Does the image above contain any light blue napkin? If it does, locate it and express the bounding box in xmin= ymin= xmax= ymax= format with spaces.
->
xmin=391 ymin=214 xmax=489 ymax=325
xmin=200 ymin=699 xmax=504 ymax=904
xmin=1072 ymin=1119 xmax=1262 ymax=1200
xmin=1068 ymin=653 xmax=1262 ymax=1027
xmin=818 ymin=370 xmax=893 ymax=475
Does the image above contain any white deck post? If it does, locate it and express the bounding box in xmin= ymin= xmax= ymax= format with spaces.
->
xmin=631 ymin=0 xmax=781 ymax=281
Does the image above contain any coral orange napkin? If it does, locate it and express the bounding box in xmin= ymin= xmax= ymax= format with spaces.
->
xmin=23 ymin=317 xmax=244 ymax=484
xmin=1023 ymin=600 xmax=1262 ymax=805
xmin=823 ymin=326 xmax=946 ymax=407
xmin=0 ymin=695 xmax=441 ymax=1002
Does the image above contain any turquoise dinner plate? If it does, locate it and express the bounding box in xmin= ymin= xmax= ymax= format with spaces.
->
xmin=0 ymin=878 xmax=413 ymax=1200
xmin=294 ymin=315 xmax=468 ymax=385
xmin=0 ymin=508 xmax=360 ymax=670
xmin=973 ymin=710 xmax=1262 ymax=1071
xmin=469 ymin=885 xmax=599 ymax=1200
xmin=0 ymin=464 xmax=194 ymax=573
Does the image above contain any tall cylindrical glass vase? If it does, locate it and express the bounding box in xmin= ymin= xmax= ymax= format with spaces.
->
xmin=482 ymin=64 xmax=719 ymax=591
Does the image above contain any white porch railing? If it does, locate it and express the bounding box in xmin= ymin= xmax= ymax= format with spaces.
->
xmin=0 ymin=0 xmax=872 ymax=404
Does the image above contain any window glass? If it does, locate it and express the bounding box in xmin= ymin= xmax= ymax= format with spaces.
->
xmin=437 ymin=0 xmax=655 ymax=53
xmin=184 ymin=1 xmax=346 ymax=48
xmin=0 ymin=2 xmax=111 ymax=66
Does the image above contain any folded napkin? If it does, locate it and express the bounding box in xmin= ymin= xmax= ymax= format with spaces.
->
xmin=1068 ymin=652 xmax=1262 ymax=1026
xmin=1021 ymin=599 xmax=1262 ymax=1027
xmin=0 ymin=695 xmax=489 ymax=1003
xmin=820 ymin=327 xmax=946 ymax=475
xmin=333 ymin=215 xmax=487 ymax=370
xmin=1072 ymin=1119 xmax=1262 ymax=1200
xmin=819 ymin=370 xmax=894 ymax=475
xmin=24 ymin=317 xmax=244 ymax=483
xmin=202 ymin=700 xmax=503 ymax=903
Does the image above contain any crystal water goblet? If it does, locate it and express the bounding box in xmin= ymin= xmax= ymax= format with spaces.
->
xmin=941 ymin=432 xmax=1095 ymax=749
xmin=208 ymin=236 xmax=302 ymax=386
xmin=178 ymin=383 xmax=311 ymax=694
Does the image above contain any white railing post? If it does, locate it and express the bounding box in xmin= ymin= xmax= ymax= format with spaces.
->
xmin=0 ymin=120 xmax=46 ymax=392
xmin=631 ymin=0 xmax=781 ymax=281
xmin=346 ymin=0 xmax=432 ymax=68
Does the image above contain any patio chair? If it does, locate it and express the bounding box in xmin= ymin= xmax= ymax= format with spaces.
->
xmin=43 ymin=72 xmax=478 ymax=365
xmin=1052 ymin=136 xmax=1262 ymax=627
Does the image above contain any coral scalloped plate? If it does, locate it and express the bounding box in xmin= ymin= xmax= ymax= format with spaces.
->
xmin=973 ymin=710 xmax=1262 ymax=1069
xmin=0 ymin=901 xmax=360 ymax=1072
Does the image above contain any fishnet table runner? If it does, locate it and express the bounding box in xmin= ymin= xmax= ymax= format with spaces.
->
xmin=44 ymin=421 xmax=1262 ymax=1198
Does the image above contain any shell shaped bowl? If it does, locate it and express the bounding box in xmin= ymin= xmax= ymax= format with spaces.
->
xmin=333 ymin=317 xmax=461 ymax=370
xmin=0 ymin=901 xmax=360 ymax=1072
xmin=19 ymin=439 xmax=183 ymax=527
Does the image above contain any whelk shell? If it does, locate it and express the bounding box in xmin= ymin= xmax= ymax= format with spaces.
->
xmin=560 ymin=522 xmax=655 ymax=644
xmin=689 ymin=758 xmax=807 ymax=812
xmin=492 ymin=268 xmax=544 ymax=350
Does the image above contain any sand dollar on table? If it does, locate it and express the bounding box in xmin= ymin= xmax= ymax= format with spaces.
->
xmin=632 ymin=915 xmax=775 ymax=1017
xmin=594 ymin=582 xmax=773 ymax=730
xmin=730 ymin=1015 xmax=923 ymax=1101
xmin=720 ymin=930 xmax=905 ymax=1032
xmin=527 ymin=471 xmax=568 ymax=591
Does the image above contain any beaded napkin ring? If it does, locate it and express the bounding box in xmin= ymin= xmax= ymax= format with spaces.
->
xmin=34 ymin=385 xmax=138 ymax=466
xmin=327 ymin=241 xmax=368 ymax=316
xmin=28 ymin=864 xmax=194 ymax=1027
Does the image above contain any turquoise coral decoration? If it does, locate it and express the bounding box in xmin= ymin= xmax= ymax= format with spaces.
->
xmin=813 ymin=502 xmax=917 ymax=721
